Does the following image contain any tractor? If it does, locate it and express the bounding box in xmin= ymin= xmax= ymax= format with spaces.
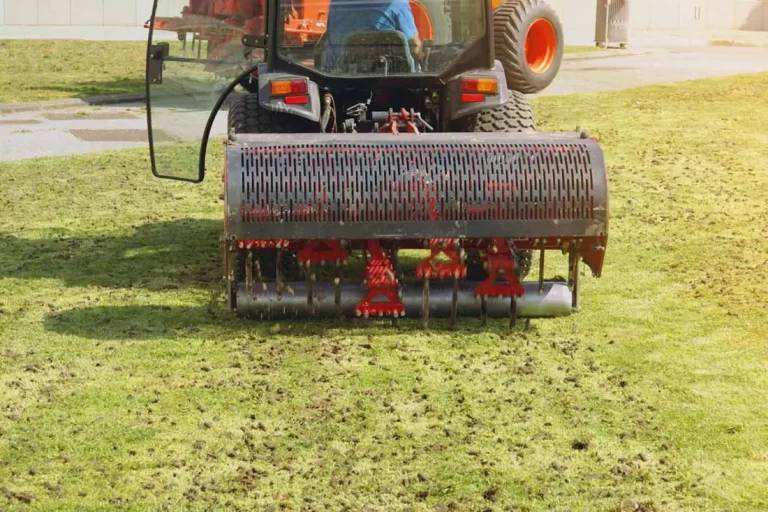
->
xmin=144 ymin=0 xmax=608 ymax=328
xmin=147 ymin=0 xmax=564 ymax=94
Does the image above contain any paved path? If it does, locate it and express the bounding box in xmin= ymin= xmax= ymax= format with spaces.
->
xmin=0 ymin=101 xmax=229 ymax=162
xmin=2 ymin=46 xmax=768 ymax=163
xmin=534 ymin=46 xmax=768 ymax=98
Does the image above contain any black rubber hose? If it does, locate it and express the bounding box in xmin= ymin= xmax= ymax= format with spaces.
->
xmin=198 ymin=65 xmax=261 ymax=182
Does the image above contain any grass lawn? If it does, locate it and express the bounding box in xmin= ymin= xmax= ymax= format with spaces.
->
xmin=0 ymin=40 xmax=603 ymax=104
xmin=2 ymin=73 xmax=768 ymax=511
xmin=0 ymin=40 xmax=146 ymax=104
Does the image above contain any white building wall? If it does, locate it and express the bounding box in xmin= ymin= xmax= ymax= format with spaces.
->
xmin=71 ymin=0 xmax=103 ymax=25
xmin=0 ymin=0 xmax=187 ymax=26
xmin=136 ymin=0 xmax=154 ymax=24
xmin=0 ymin=0 xmax=764 ymax=32
xmin=103 ymin=0 xmax=138 ymax=25
xmin=5 ymin=1 xmax=38 ymax=25
xmin=548 ymin=0 xmax=600 ymax=45
xmin=628 ymin=0 xmax=767 ymax=30
xmin=38 ymin=0 xmax=71 ymax=25
xmin=550 ymin=0 xmax=767 ymax=42
xmin=706 ymin=0 xmax=737 ymax=29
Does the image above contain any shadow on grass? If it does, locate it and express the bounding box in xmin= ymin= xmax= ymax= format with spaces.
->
xmin=1 ymin=217 xmax=540 ymax=339
xmin=43 ymin=304 xmax=535 ymax=340
xmin=1 ymin=219 xmax=222 ymax=291
xmin=44 ymin=304 xmax=229 ymax=341
xmin=41 ymin=79 xmax=147 ymax=99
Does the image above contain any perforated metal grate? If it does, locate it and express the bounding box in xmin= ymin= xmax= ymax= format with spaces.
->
xmin=238 ymin=143 xmax=597 ymax=223
xmin=225 ymin=133 xmax=608 ymax=240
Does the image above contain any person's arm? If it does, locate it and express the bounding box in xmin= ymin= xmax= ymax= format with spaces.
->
xmin=393 ymin=1 xmax=424 ymax=59
xmin=409 ymin=33 xmax=424 ymax=60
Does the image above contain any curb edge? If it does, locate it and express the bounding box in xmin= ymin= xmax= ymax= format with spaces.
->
xmin=0 ymin=93 xmax=146 ymax=114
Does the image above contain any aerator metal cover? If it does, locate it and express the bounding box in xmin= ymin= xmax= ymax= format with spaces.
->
xmin=225 ymin=132 xmax=608 ymax=240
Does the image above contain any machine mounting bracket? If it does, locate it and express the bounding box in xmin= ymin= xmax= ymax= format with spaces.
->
xmin=148 ymin=42 xmax=170 ymax=84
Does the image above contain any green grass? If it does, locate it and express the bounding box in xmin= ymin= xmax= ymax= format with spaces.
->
xmin=2 ymin=73 xmax=768 ymax=511
xmin=0 ymin=40 xmax=148 ymax=104
xmin=0 ymin=39 xmax=604 ymax=104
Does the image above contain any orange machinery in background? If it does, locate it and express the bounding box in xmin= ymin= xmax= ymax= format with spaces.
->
xmin=150 ymin=0 xmax=434 ymax=58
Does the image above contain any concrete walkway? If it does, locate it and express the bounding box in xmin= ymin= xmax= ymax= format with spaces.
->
xmin=2 ymin=45 xmax=768 ymax=163
xmin=534 ymin=45 xmax=768 ymax=97
xmin=629 ymin=28 xmax=768 ymax=48
xmin=0 ymin=103 xmax=149 ymax=162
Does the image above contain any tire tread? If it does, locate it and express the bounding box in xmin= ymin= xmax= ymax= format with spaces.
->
xmin=493 ymin=0 xmax=563 ymax=94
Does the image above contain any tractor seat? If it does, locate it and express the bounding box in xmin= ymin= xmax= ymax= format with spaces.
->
xmin=332 ymin=30 xmax=416 ymax=75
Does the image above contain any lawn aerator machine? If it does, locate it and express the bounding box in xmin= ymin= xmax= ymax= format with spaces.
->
xmin=145 ymin=0 xmax=608 ymax=328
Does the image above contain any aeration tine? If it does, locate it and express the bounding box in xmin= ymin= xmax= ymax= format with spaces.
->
xmin=421 ymin=277 xmax=430 ymax=329
xmin=246 ymin=251 xmax=254 ymax=298
xmin=227 ymin=247 xmax=238 ymax=310
xmin=450 ymin=276 xmax=458 ymax=331
xmin=335 ymin=263 xmax=342 ymax=318
xmin=538 ymin=239 xmax=546 ymax=295
xmin=276 ymin=248 xmax=283 ymax=300
xmin=306 ymin=263 xmax=314 ymax=315
xmin=570 ymin=249 xmax=581 ymax=311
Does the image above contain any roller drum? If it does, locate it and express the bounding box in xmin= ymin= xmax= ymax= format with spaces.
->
xmin=235 ymin=280 xmax=573 ymax=320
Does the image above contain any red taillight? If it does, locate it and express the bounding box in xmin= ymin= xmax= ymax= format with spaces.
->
xmin=461 ymin=77 xmax=498 ymax=103
xmin=462 ymin=78 xmax=498 ymax=94
xmin=270 ymin=79 xmax=308 ymax=96
xmin=462 ymin=79 xmax=478 ymax=92
xmin=461 ymin=93 xmax=485 ymax=103
xmin=291 ymin=80 xmax=308 ymax=94
xmin=285 ymin=95 xmax=309 ymax=105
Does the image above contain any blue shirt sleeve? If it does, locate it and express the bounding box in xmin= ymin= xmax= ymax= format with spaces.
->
xmin=391 ymin=0 xmax=418 ymax=39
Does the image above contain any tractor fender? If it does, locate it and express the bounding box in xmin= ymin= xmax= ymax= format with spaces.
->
xmin=256 ymin=65 xmax=322 ymax=123
xmin=445 ymin=60 xmax=509 ymax=122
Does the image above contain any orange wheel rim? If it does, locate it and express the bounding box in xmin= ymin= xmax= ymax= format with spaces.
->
xmin=409 ymin=0 xmax=434 ymax=41
xmin=524 ymin=18 xmax=557 ymax=74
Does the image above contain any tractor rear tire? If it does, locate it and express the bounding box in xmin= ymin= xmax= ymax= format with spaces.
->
xmin=228 ymin=93 xmax=318 ymax=134
xmin=227 ymin=94 xmax=315 ymax=286
xmin=454 ymin=89 xmax=536 ymax=133
xmin=493 ymin=0 xmax=563 ymax=94
xmin=459 ymin=89 xmax=535 ymax=281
